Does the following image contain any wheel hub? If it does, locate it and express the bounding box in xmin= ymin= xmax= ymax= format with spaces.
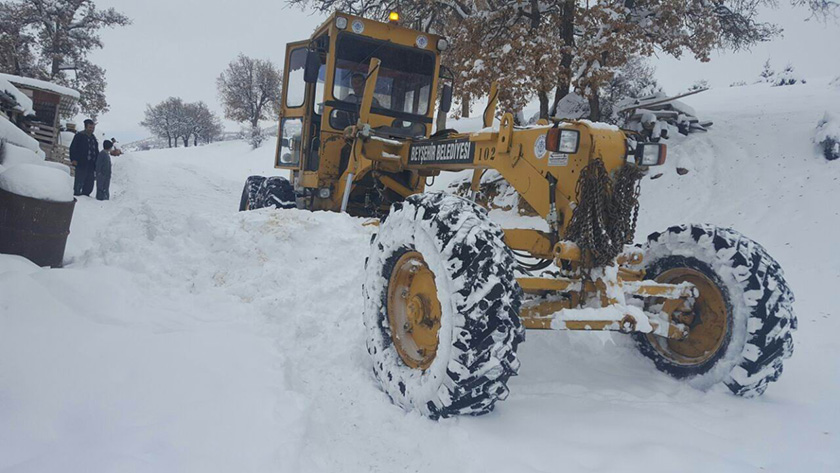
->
xmin=647 ymin=267 xmax=729 ymax=366
xmin=387 ymin=251 xmax=442 ymax=370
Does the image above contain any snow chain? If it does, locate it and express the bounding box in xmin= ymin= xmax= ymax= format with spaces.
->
xmin=565 ymin=159 xmax=645 ymax=268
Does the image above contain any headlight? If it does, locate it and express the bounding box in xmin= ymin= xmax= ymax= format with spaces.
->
xmin=318 ymin=187 xmax=331 ymax=199
xmin=546 ymin=128 xmax=580 ymax=154
xmin=635 ymin=143 xmax=667 ymax=166
xmin=335 ymin=16 xmax=347 ymax=30
xmin=437 ymin=38 xmax=449 ymax=51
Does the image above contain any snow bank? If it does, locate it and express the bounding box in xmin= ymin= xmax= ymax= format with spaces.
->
xmin=0 ymin=76 xmax=35 ymax=115
xmin=40 ymin=160 xmax=72 ymax=175
xmin=0 ymin=72 xmax=81 ymax=99
xmin=0 ymin=163 xmax=73 ymax=202
xmin=0 ymin=253 xmax=41 ymax=275
xmin=815 ymin=111 xmax=840 ymax=161
xmin=59 ymin=130 xmax=75 ymax=146
xmin=771 ymin=65 xmax=806 ymax=86
xmin=553 ymin=91 xmax=590 ymax=119
xmin=815 ymin=111 xmax=840 ymax=144
xmin=0 ymin=115 xmax=43 ymax=156
xmin=1 ymin=141 xmax=43 ymax=167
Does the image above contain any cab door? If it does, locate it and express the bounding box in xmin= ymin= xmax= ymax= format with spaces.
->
xmin=275 ymin=40 xmax=311 ymax=171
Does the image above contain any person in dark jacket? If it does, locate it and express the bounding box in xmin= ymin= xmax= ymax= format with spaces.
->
xmin=95 ymin=140 xmax=114 ymax=200
xmin=69 ymin=119 xmax=99 ymax=196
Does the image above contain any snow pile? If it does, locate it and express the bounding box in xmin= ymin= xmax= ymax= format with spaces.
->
xmin=771 ymin=64 xmax=806 ymax=86
xmin=58 ymin=130 xmax=76 ymax=146
xmin=0 ymin=76 xmax=35 ymax=115
xmin=0 ymin=115 xmax=44 ymax=156
xmin=0 ymin=163 xmax=73 ymax=202
xmin=0 ymin=141 xmax=43 ymax=167
xmin=553 ymin=91 xmax=590 ymax=120
xmin=758 ymin=61 xmax=806 ymax=87
xmin=40 ymin=160 xmax=72 ymax=175
xmin=621 ymin=91 xmax=712 ymax=140
xmin=814 ymin=111 xmax=840 ymax=161
xmin=1 ymin=135 xmax=72 ymax=201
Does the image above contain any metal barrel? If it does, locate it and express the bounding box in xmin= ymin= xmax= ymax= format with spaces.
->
xmin=0 ymin=187 xmax=76 ymax=268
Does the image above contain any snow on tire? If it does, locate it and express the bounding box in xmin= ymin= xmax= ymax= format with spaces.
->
xmin=634 ymin=224 xmax=796 ymax=397
xmin=239 ymin=175 xmax=266 ymax=211
xmin=255 ymin=176 xmax=296 ymax=210
xmin=364 ymin=192 xmax=524 ymax=419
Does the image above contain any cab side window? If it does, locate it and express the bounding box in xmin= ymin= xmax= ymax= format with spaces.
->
xmin=286 ymin=48 xmax=308 ymax=109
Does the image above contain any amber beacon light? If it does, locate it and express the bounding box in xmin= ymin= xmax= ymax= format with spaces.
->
xmin=388 ymin=11 xmax=400 ymax=23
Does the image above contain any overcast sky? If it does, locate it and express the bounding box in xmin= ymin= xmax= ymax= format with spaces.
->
xmin=87 ymin=1 xmax=840 ymax=143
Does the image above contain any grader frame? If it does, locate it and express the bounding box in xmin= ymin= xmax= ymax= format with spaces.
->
xmin=274 ymin=12 xmax=694 ymax=342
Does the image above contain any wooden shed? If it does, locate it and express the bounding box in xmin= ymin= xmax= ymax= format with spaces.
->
xmin=0 ymin=73 xmax=80 ymax=165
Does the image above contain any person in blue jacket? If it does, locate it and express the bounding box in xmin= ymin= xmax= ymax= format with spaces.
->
xmin=95 ymin=140 xmax=114 ymax=200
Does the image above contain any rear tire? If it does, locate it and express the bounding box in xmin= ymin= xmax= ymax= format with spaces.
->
xmin=634 ymin=224 xmax=796 ymax=397
xmin=255 ymin=176 xmax=296 ymax=209
xmin=239 ymin=175 xmax=265 ymax=211
xmin=364 ymin=192 xmax=524 ymax=419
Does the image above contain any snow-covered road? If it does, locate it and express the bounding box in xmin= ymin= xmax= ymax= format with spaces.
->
xmin=2 ymin=82 xmax=839 ymax=472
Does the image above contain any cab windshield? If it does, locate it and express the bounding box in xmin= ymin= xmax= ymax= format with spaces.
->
xmin=333 ymin=34 xmax=435 ymax=117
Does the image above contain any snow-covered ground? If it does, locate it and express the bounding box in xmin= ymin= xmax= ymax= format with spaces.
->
xmin=2 ymin=81 xmax=839 ymax=472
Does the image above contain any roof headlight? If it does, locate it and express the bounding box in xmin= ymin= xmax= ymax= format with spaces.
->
xmin=635 ymin=143 xmax=667 ymax=166
xmin=437 ymin=38 xmax=449 ymax=51
xmin=335 ymin=16 xmax=348 ymax=30
xmin=546 ymin=128 xmax=580 ymax=154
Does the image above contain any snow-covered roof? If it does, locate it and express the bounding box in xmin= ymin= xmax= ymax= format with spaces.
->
xmin=0 ymin=73 xmax=80 ymax=99
xmin=0 ymin=76 xmax=35 ymax=115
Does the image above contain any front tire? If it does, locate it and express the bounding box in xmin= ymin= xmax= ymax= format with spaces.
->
xmin=255 ymin=176 xmax=296 ymax=209
xmin=634 ymin=224 xmax=796 ymax=397
xmin=239 ymin=175 xmax=265 ymax=211
xmin=364 ymin=193 xmax=524 ymax=419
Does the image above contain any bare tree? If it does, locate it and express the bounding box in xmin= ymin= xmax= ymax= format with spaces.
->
xmin=184 ymin=101 xmax=222 ymax=146
xmin=141 ymin=98 xmax=223 ymax=148
xmin=140 ymin=103 xmax=171 ymax=147
xmin=0 ymin=0 xmax=131 ymax=117
xmin=216 ymin=54 xmax=282 ymax=148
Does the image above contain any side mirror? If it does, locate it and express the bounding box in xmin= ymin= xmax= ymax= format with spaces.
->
xmin=304 ymin=49 xmax=320 ymax=84
xmin=440 ymin=84 xmax=453 ymax=113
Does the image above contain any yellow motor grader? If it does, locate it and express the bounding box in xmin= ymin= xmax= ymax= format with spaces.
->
xmin=241 ymin=12 xmax=796 ymax=419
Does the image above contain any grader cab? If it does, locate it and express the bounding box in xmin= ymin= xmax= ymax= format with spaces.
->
xmin=241 ymin=12 xmax=797 ymax=419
